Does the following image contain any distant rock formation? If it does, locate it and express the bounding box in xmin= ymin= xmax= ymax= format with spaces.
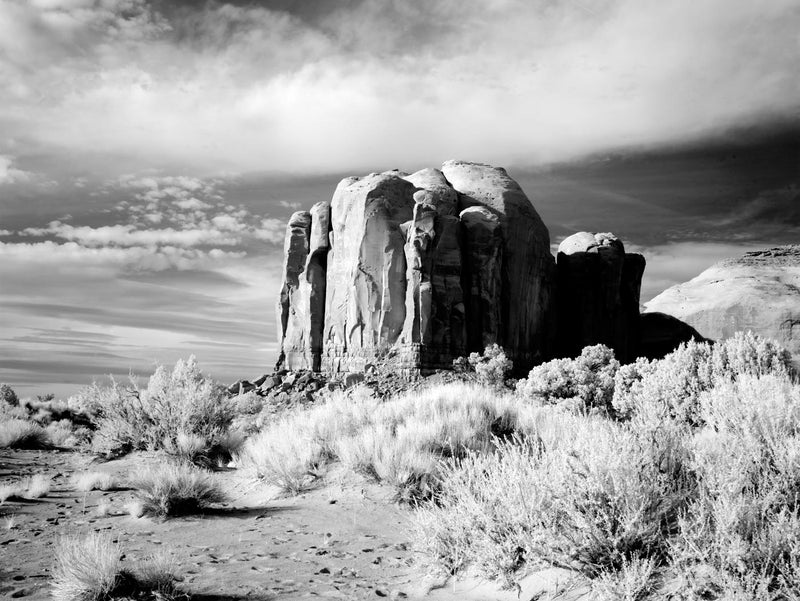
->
xmin=645 ymin=246 xmax=800 ymax=359
xmin=556 ymin=232 xmax=645 ymax=362
xmin=275 ymin=161 xmax=647 ymax=373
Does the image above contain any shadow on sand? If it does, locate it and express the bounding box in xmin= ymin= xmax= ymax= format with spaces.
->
xmin=195 ymin=504 xmax=298 ymax=519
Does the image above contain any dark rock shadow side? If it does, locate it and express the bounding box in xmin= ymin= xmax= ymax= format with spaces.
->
xmin=640 ymin=312 xmax=709 ymax=360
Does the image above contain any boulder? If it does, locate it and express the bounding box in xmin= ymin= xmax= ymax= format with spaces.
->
xmin=441 ymin=160 xmax=555 ymax=366
xmin=403 ymin=168 xmax=458 ymax=216
xmin=645 ymin=245 xmax=800 ymax=360
xmin=556 ymin=232 xmax=645 ymax=362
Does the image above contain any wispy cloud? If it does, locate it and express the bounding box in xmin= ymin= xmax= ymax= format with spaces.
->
xmin=0 ymin=169 xmax=286 ymax=396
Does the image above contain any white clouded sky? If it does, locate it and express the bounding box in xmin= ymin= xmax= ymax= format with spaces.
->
xmin=0 ymin=0 xmax=798 ymax=176
xmin=0 ymin=0 xmax=798 ymax=396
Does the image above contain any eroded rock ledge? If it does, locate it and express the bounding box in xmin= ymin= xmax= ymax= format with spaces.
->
xmin=276 ymin=161 xmax=644 ymax=374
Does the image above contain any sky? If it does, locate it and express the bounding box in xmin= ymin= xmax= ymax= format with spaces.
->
xmin=0 ymin=0 xmax=798 ymax=398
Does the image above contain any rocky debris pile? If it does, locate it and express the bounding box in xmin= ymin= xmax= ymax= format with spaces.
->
xmin=645 ymin=245 xmax=800 ymax=361
xmin=276 ymin=160 xmax=644 ymax=375
xmin=225 ymin=367 xmax=427 ymax=412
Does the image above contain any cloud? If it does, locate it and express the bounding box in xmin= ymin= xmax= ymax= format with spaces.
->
xmin=0 ymin=240 xmax=246 ymax=271
xmin=0 ymin=0 xmax=797 ymax=178
xmin=0 ymin=155 xmax=33 ymax=184
xmin=22 ymin=222 xmax=242 ymax=247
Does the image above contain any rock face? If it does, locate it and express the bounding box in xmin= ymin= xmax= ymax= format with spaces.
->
xmin=323 ymin=173 xmax=416 ymax=372
xmin=556 ymin=232 xmax=645 ymax=362
xmin=276 ymin=211 xmax=311 ymax=369
xmin=639 ymin=312 xmax=707 ymax=360
xmin=645 ymin=246 xmax=800 ymax=360
xmin=276 ymin=161 xmax=557 ymax=373
xmin=441 ymin=161 xmax=555 ymax=365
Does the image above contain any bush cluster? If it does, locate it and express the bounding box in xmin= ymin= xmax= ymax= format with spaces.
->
xmin=516 ymin=344 xmax=619 ymax=413
xmin=238 ymin=382 xmax=530 ymax=502
xmin=82 ymin=356 xmax=241 ymax=465
xmin=414 ymin=333 xmax=800 ymax=598
xmin=453 ymin=344 xmax=513 ymax=388
xmin=0 ymin=384 xmax=92 ymax=448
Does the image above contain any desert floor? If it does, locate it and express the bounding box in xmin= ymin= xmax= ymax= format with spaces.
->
xmin=0 ymin=449 xmax=583 ymax=601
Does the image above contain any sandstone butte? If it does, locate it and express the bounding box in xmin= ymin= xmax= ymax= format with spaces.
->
xmin=275 ymin=161 xmax=649 ymax=375
xmin=646 ymin=246 xmax=800 ymax=361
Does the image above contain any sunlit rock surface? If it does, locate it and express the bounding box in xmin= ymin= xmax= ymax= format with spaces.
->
xmin=645 ymin=246 xmax=800 ymax=360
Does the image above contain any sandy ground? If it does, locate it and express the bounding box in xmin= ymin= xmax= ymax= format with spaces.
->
xmin=0 ymin=449 xmax=585 ymax=601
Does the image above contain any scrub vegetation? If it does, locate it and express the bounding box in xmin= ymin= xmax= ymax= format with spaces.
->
xmin=3 ymin=333 xmax=799 ymax=599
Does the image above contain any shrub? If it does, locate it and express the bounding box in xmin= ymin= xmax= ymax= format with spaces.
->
xmin=414 ymin=409 xmax=694 ymax=585
xmin=90 ymin=356 xmax=234 ymax=464
xmin=453 ymin=344 xmax=513 ymax=387
xmin=589 ymin=557 xmax=659 ymax=601
xmin=51 ymin=533 xmax=181 ymax=601
xmin=239 ymin=383 xmax=529 ymax=501
xmin=612 ymin=333 xmax=794 ymax=425
xmin=128 ymin=462 xmax=227 ymax=517
xmin=71 ymin=471 xmax=117 ymax=492
xmin=0 ymin=383 xmax=18 ymax=406
xmin=0 ymin=419 xmax=49 ymax=449
xmin=45 ymin=420 xmax=89 ymax=447
xmin=516 ymin=344 xmax=619 ymax=413
xmin=670 ymin=375 xmax=800 ymax=597
xmin=472 ymin=344 xmax=513 ymax=387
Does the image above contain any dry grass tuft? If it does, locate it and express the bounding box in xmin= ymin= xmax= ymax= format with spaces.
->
xmin=71 ymin=471 xmax=117 ymax=492
xmin=51 ymin=533 xmax=181 ymax=601
xmin=1 ymin=474 xmax=52 ymax=501
xmin=51 ymin=533 xmax=121 ymax=601
xmin=0 ymin=419 xmax=49 ymax=449
xmin=0 ymin=482 xmax=26 ymax=503
xmin=24 ymin=474 xmax=52 ymax=498
xmin=128 ymin=462 xmax=226 ymax=517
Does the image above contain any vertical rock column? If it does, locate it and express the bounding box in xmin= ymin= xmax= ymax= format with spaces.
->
xmin=276 ymin=211 xmax=311 ymax=368
xmin=460 ymin=206 xmax=503 ymax=351
xmin=427 ymin=214 xmax=467 ymax=362
xmin=400 ymin=200 xmax=437 ymax=347
xmin=441 ymin=160 xmax=555 ymax=368
xmin=556 ymin=232 xmax=645 ymax=362
xmin=322 ymin=173 xmax=416 ymax=372
xmin=296 ymin=201 xmax=331 ymax=371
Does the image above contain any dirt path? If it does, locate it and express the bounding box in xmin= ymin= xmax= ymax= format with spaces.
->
xmin=0 ymin=449 xmax=582 ymax=601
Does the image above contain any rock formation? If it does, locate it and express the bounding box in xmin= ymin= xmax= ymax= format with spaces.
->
xmin=441 ymin=161 xmax=555 ymax=365
xmin=276 ymin=161 xmax=558 ymax=374
xmin=272 ymin=177 xmax=797 ymax=374
xmin=276 ymin=211 xmax=311 ymax=369
xmin=556 ymin=232 xmax=645 ymax=362
xmin=639 ymin=312 xmax=707 ymax=360
xmin=645 ymin=246 xmax=800 ymax=360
